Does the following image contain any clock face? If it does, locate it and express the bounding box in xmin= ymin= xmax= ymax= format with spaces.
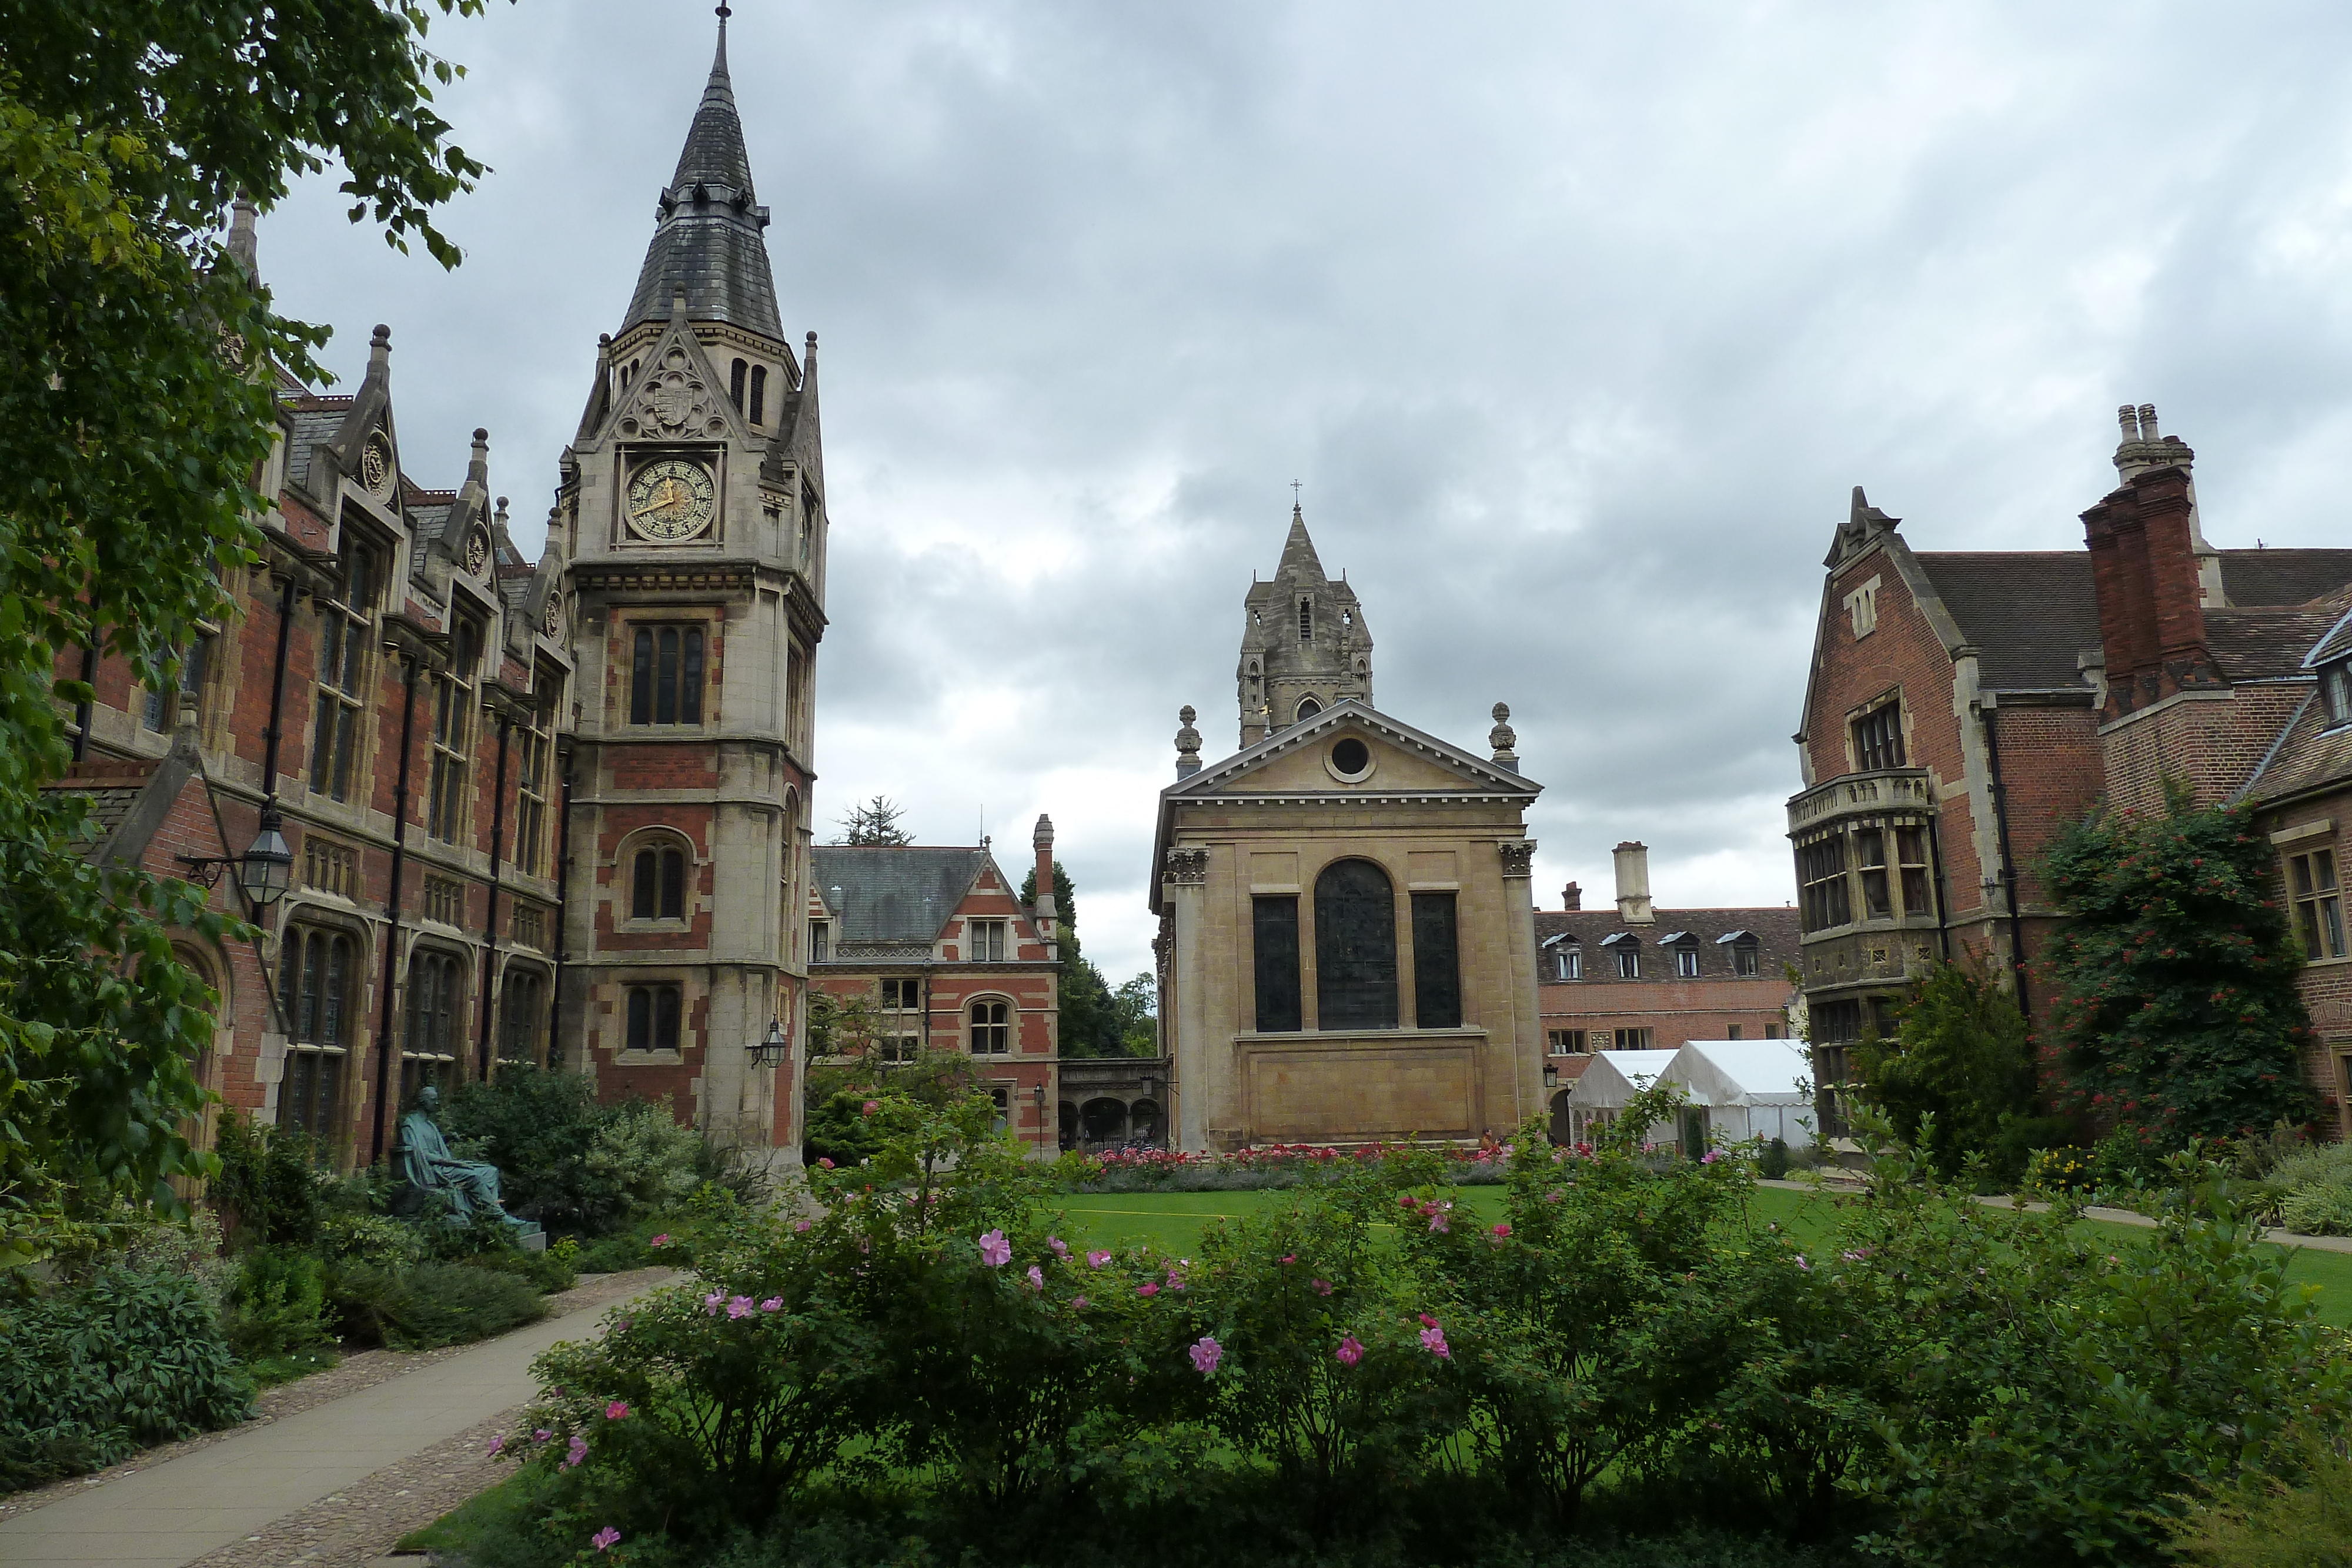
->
xmin=626 ymin=457 xmax=716 ymax=542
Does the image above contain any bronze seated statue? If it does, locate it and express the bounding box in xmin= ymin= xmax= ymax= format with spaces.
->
xmin=395 ymin=1084 xmax=534 ymax=1235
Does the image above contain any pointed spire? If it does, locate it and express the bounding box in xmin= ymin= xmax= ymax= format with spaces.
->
xmin=1277 ymin=500 xmax=1328 ymax=583
xmin=619 ymin=6 xmax=783 ymax=339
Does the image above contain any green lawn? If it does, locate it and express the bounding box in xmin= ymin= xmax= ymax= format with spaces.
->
xmin=1051 ymin=1184 xmax=2352 ymax=1327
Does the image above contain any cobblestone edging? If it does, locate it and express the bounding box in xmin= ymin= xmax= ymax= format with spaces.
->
xmin=0 ymin=1266 xmax=676 ymax=1527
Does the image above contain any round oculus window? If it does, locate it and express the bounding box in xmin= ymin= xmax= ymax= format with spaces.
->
xmin=1330 ymin=737 xmax=1371 ymax=777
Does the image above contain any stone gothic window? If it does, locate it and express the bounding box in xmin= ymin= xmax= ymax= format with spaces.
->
xmin=1298 ymin=598 xmax=1312 ymax=643
xmin=1315 ymin=859 xmax=1396 ymax=1030
xmin=1252 ymin=895 xmax=1301 ymax=1032
xmin=1295 ymin=696 xmax=1322 ymax=723
xmin=749 ymin=365 xmax=767 ymax=424
xmin=403 ymin=950 xmax=463 ymax=1102
xmin=729 ymin=357 xmax=748 ymax=410
xmin=280 ymin=926 xmax=355 ymax=1140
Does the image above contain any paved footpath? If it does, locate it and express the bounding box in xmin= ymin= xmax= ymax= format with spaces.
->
xmin=0 ymin=1270 xmax=674 ymax=1568
xmin=1760 ymin=1176 xmax=2352 ymax=1253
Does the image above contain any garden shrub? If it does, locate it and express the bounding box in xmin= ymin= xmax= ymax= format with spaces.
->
xmin=330 ymin=1259 xmax=544 ymax=1350
xmin=221 ymin=1243 xmax=332 ymax=1361
xmin=1849 ymin=956 xmax=2043 ymax=1184
xmin=0 ymin=1262 xmax=250 ymax=1490
xmin=1758 ymin=1137 xmax=1791 ymax=1180
xmin=443 ymin=1067 xmax=712 ymax=1236
xmin=2270 ymin=1139 xmax=2352 ymax=1236
xmin=2165 ymin=1423 xmax=2352 ymax=1567
xmin=210 ymin=1109 xmax=323 ymax=1248
xmin=2040 ymin=795 xmax=2321 ymax=1144
xmin=460 ymin=1086 xmax=2347 ymax=1568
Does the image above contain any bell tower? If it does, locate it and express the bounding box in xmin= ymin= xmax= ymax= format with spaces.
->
xmin=1237 ymin=503 xmax=1373 ymax=747
xmin=553 ymin=6 xmax=826 ymax=1165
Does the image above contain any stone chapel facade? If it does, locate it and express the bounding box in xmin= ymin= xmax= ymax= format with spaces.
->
xmin=1152 ymin=509 xmax=1546 ymax=1151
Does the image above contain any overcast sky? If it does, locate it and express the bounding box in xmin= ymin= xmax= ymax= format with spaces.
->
xmin=258 ymin=2 xmax=2352 ymax=983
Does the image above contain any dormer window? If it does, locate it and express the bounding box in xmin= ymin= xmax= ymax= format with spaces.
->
xmin=2326 ymin=660 xmax=2352 ymax=727
xmin=1602 ymin=932 xmax=1641 ymax=979
xmin=1552 ymin=944 xmax=1581 ymax=981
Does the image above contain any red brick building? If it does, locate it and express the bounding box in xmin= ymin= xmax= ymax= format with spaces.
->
xmin=807 ymin=817 xmax=1063 ymax=1155
xmin=49 ymin=295 xmax=574 ymax=1170
xmin=44 ymin=19 xmax=830 ymax=1171
xmin=1533 ymin=844 xmax=1800 ymax=1135
xmin=1790 ymin=403 xmax=2352 ymax=1134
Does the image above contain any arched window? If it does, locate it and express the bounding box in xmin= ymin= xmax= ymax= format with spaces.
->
xmin=749 ymin=365 xmax=767 ymax=424
xmin=729 ymin=357 xmax=749 ymax=410
xmin=1315 ymin=859 xmax=1396 ymax=1030
xmin=1295 ymin=696 xmax=1322 ymax=723
xmin=631 ymin=845 xmax=687 ymax=920
xmin=629 ymin=626 xmax=705 ymax=725
xmin=626 ymin=984 xmax=682 ymax=1052
xmin=403 ymin=949 xmax=463 ymax=1102
xmin=280 ymin=925 xmax=355 ymax=1141
xmin=969 ymin=999 xmax=1010 ymax=1054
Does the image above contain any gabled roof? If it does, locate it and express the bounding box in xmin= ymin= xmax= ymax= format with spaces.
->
xmin=1161 ymin=698 xmax=1534 ymax=803
xmin=1914 ymin=551 xmax=2102 ymax=691
xmin=620 ymin=18 xmax=783 ymax=340
xmin=1533 ymin=905 xmax=1801 ymax=978
xmin=811 ymin=845 xmax=989 ymax=947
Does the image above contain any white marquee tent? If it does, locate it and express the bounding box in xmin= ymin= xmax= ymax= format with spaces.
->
xmin=1560 ymin=1048 xmax=1681 ymax=1145
xmin=1659 ymin=1039 xmax=1815 ymax=1148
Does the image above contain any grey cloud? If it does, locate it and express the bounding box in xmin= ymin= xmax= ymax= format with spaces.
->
xmin=255 ymin=0 xmax=2352 ymax=975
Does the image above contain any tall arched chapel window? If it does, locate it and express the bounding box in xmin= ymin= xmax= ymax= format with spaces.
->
xmin=1315 ymin=859 xmax=1396 ymax=1029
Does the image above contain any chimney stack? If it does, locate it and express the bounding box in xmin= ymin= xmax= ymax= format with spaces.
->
xmin=1562 ymin=881 xmax=1582 ymax=912
xmin=1031 ymin=814 xmax=1058 ymax=959
xmin=1612 ymin=841 xmax=1653 ymax=925
xmin=2084 ymin=403 xmax=2224 ymax=721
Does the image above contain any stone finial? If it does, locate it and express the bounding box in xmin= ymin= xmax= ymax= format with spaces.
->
xmin=1489 ymin=701 xmax=1518 ymax=771
xmin=369 ymin=323 xmax=391 ymax=368
xmin=1033 ymin=813 xmax=1054 ymax=850
xmin=227 ymin=197 xmax=259 ymax=279
xmin=467 ymin=428 xmax=490 ymax=487
xmin=1175 ymin=705 xmax=1202 ymax=780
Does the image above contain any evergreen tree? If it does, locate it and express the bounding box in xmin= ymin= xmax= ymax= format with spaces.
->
xmin=1852 ymin=954 xmax=2050 ymax=1182
xmin=1021 ymin=861 xmax=1138 ymax=1057
xmin=2040 ymin=794 xmax=2320 ymax=1144
xmin=835 ymin=795 xmax=913 ymax=846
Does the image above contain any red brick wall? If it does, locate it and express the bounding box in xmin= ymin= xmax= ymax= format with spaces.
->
xmin=1539 ymin=974 xmax=1790 ymax=1052
xmin=2101 ymin=688 xmax=2309 ymax=815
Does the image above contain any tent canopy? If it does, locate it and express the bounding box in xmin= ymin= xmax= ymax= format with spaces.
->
xmin=1565 ymin=1049 xmax=1681 ymax=1109
xmin=1662 ymin=1040 xmax=1810 ymax=1108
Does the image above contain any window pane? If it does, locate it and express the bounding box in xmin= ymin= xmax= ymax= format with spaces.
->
xmin=661 ymin=850 xmax=685 ymax=919
xmin=682 ymin=630 xmax=703 ymax=723
xmin=1253 ymin=896 xmax=1301 ymax=1032
xmin=330 ymin=707 xmax=356 ymax=801
xmin=627 ymin=987 xmax=651 ymax=1051
xmin=322 ymin=937 xmax=349 ymax=1046
xmin=656 ymin=630 xmax=679 ymax=724
xmin=633 ymin=850 xmax=656 ymax=919
xmin=632 ymin=630 xmax=653 ymax=724
xmin=1411 ymin=892 xmax=1460 ymax=1028
xmin=656 ymin=986 xmax=681 ymax=1051
xmin=1315 ymin=860 xmax=1398 ymax=1030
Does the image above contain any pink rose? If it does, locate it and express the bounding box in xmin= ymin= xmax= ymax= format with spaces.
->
xmin=592 ymin=1525 xmax=622 ymax=1552
xmin=1189 ymin=1336 xmax=1223 ymax=1375
xmin=703 ymin=1292 xmax=724 ymax=1316
xmin=486 ymin=1435 xmax=505 ymax=1456
xmin=760 ymin=1296 xmax=783 ymax=1312
xmin=605 ymin=1401 xmax=629 ymax=1421
xmin=1026 ymin=1265 xmax=1045 ymax=1290
xmin=861 ymin=1099 xmax=880 ymax=1116
xmin=532 ymin=1429 xmax=552 ymax=1443
xmin=1137 ymin=1282 xmax=1160 ymax=1298
xmin=1419 ymin=1325 xmax=1451 ymax=1359
xmin=650 ymin=1233 xmax=671 ymax=1248
xmin=1087 ymin=1250 xmax=1111 ymax=1269
xmin=1335 ymin=1334 xmax=1364 ymax=1366
xmin=817 ymin=1157 xmax=834 ymax=1169
xmin=978 ymin=1229 xmax=1012 ymax=1267
xmin=1312 ymin=1278 xmax=1332 ymax=1296
xmin=727 ymin=1295 xmax=753 ymax=1319
xmin=1491 ymin=1223 xmax=1511 ymax=1238
xmin=1071 ymin=1296 xmax=1089 ymax=1310
xmin=564 ymin=1433 xmax=589 ymax=1468
xmin=1048 ymin=1236 xmax=1069 ymax=1258
xmin=793 ymin=1219 xmax=811 ymax=1233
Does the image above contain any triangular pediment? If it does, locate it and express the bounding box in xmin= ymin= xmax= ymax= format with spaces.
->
xmin=1165 ymin=699 xmax=1537 ymax=801
xmin=602 ymin=309 xmax=755 ymax=447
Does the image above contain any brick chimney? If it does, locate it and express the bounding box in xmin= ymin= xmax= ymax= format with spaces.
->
xmin=1612 ymin=841 xmax=1653 ymax=925
xmin=2083 ymin=404 xmax=2224 ymax=722
xmin=1562 ymin=881 xmax=1582 ymax=911
xmin=1031 ymin=814 xmax=1058 ymax=959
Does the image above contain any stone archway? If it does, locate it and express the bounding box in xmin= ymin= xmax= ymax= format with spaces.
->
xmin=1080 ymin=1097 xmax=1128 ymax=1145
xmin=1548 ymin=1089 xmax=1573 ymax=1146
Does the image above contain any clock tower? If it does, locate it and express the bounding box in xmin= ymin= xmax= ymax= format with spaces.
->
xmin=550 ymin=8 xmax=826 ymax=1163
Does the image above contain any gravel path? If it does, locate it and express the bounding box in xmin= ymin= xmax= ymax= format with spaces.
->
xmin=0 ymin=1265 xmax=675 ymax=1558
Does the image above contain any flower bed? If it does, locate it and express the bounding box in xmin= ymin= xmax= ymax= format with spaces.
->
xmin=1057 ymin=1139 xmax=1514 ymax=1193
